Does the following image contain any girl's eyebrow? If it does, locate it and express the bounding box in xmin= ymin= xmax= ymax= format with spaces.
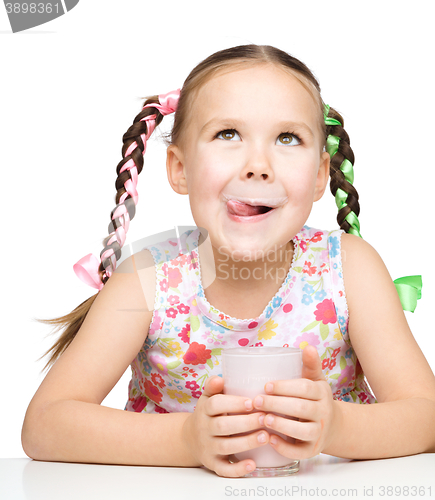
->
xmin=200 ymin=118 xmax=241 ymax=135
xmin=200 ymin=118 xmax=314 ymax=138
xmin=278 ymin=120 xmax=314 ymax=138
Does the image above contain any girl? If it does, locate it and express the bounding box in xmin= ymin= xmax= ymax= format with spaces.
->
xmin=21 ymin=45 xmax=435 ymax=478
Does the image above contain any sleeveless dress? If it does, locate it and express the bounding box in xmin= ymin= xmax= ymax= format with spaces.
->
xmin=125 ymin=225 xmax=376 ymax=414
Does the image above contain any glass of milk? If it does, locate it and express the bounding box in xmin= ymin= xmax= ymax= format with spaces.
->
xmin=222 ymin=346 xmax=302 ymax=477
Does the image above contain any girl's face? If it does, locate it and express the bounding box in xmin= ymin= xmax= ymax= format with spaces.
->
xmin=167 ymin=64 xmax=330 ymax=262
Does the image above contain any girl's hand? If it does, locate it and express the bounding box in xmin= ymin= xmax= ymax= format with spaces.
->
xmin=252 ymin=345 xmax=340 ymax=459
xmin=182 ymin=376 xmax=270 ymax=477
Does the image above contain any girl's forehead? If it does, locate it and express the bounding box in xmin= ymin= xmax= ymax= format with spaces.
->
xmin=189 ymin=64 xmax=321 ymax=131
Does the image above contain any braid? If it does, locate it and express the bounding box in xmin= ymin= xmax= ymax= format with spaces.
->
xmin=324 ymin=105 xmax=362 ymax=238
xmin=74 ymin=90 xmax=180 ymax=289
xmin=98 ymin=98 xmax=163 ymax=286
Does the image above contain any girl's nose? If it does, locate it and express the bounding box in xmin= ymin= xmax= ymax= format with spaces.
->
xmin=241 ymin=148 xmax=274 ymax=181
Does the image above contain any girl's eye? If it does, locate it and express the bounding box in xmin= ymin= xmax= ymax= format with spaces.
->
xmin=276 ymin=133 xmax=300 ymax=146
xmin=216 ymin=129 xmax=241 ymax=141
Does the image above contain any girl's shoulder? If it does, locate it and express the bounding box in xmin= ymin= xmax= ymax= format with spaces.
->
xmin=340 ymin=231 xmax=383 ymax=269
xmin=338 ymin=231 xmax=401 ymax=316
xmin=296 ymin=225 xmax=388 ymax=293
xmin=142 ymin=228 xmax=200 ymax=267
xmin=296 ymin=225 xmax=344 ymax=257
xmin=297 ymin=225 xmax=343 ymax=241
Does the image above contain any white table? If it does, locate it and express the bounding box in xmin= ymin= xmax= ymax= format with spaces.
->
xmin=1 ymin=454 xmax=434 ymax=500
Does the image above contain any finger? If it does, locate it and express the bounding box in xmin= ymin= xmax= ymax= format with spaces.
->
xmin=269 ymin=433 xmax=319 ymax=460
xmin=214 ymin=429 xmax=270 ymax=457
xmin=202 ymin=375 xmax=224 ymax=398
xmin=301 ymin=345 xmax=326 ymax=382
xmin=212 ymin=456 xmax=257 ymax=478
xmin=263 ymin=414 xmax=320 ymax=443
xmin=253 ymin=394 xmax=319 ymax=421
xmin=205 ymin=393 xmax=253 ymax=417
xmin=264 ymin=378 xmax=324 ymax=401
xmin=211 ymin=412 xmax=266 ymax=436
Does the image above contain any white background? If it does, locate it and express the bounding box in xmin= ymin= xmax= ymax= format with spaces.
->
xmin=1 ymin=1 xmax=434 ymax=458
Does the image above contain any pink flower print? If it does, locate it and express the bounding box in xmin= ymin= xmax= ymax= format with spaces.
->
xmin=359 ymin=392 xmax=368 ymax=403
xmin=300 ymin=240 xmax=307 ymax=253
xmin=302 ymin=261 xmax=317 ymax=276
xmin=191 ymin=391 xmax=202 ymax=399
xmin=293 ymin=332 xmax=320 ymax=350
xmin=160 ymin=279 xmax=169 ymax=293
xmin=183 ymin=342 xmax=212 ymax=365
xmin=168 ymin=295 xmax=180 ymax=306
xmin=185 ymin=380 xmax=200 ymax=391
xmin=166 ymin=307 xmax=178 ymax=319
xmin=154 ymin=404 xmax=169 ymax=414
xmin=283 ymin=303 xmax=293 ymax=313
xmin=177 ymin=303 xmax=190 ymax=314
xmin=314 ymin=299 xmax=337 ymax=324
xmin=162 ymin=263 xmax=168 ymax=274
xmin=310 ymin=232 xmax=323 ymax=243
xmin=149 ymin=354 xmax=168 ymax=375
xmin=151 ymin=373 xmax=165 ymax=388
xmin=144 ymin=380 xmax=163 ymax=404
xmin=168 ymin=267 xmax=182 ymax=288
xmin=132 ymin=396 xmax=147 ymax=413
xmin=188 ymin=251 xmax=199 ymax=270
xmin=178 ymin=324 xmax=190 ymax=343
xmin=149 ymin=311 xmax=162 ymax=336
xmin=337 ymin=365 xmax=353 ymax=388
xmin=187 ymin=296 xmax=200 ymax=316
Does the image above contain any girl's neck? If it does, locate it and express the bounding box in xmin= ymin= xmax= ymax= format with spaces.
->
xmin=197 ymin=231 xmax=294 ymax=318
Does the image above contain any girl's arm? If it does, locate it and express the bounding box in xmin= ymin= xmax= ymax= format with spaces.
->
xmin=22 ymin=250 xmax=265 ymax=475
xmin=252 ymin=233 xmax=435 ymax=460
xmin=323 ymin=233 xmax=435 ymax=457
xmin=21 ymin=250 xmax=199 ymax=466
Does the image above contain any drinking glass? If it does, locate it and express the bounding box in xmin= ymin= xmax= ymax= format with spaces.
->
xmin=222 ymin=346 xmax=302 ymax=478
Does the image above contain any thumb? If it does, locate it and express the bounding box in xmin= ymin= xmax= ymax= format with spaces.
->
xmin=301 ymin=345 xmax=326 ymax=381
xmin=201 ymin=375 xmax=224 ymax=398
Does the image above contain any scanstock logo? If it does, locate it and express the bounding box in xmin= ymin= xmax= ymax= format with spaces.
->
xmin=4 ymin=0 xmax=79 ymax=32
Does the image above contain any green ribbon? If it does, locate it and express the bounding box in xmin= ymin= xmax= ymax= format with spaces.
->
xmin=326 ymin=134 xmax=340 ymax=157
xmin=393 ymin=276 xmax=423 ymax=313
xmin=324 ymin=104 xmax=422 ymax=312
xmin=326 ymin=132 xmax=362 ymax=238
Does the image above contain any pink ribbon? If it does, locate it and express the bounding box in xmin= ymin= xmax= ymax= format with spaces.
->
xmin=73 ymin=89 xmax=180 ymax=290
xmin=143 ymin=89 xmax=180 ymax=115
xmin=73 ymin=254 xmax=104 ymax=291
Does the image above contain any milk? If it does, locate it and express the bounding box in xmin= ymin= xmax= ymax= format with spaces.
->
xmin=222 ymin=347 xmax=302 ymax=474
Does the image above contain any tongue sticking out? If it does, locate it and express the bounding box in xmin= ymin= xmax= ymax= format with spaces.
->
xmin=227 ymin=200 xmax=272 ymax=217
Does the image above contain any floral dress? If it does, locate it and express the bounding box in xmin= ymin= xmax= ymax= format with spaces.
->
xmin=125 ymin=225 xmax=376 ymax=414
